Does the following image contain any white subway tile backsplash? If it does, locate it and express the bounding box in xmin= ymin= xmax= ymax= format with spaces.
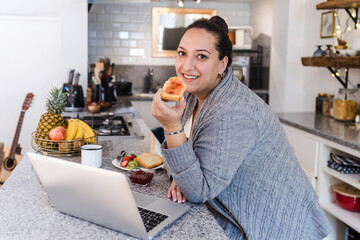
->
xmin=130 ymin=32 xmax=145 ymax=40
xmin=98 ymin=47 xmax=113 ymax=55
xmin=105 ymin=4 xmax=121 ymax=14
xmin=129 ymin=48 xmax=145 ymax=56
xmin=88 ymin=31 xmax=96 ymax=39
xmin=137 ymin=23 xmax=150 ymax=32
xmin=113 ymin=15 xmax=130 ymax=23
xmin=130 ymin=14 xmax=147 ymax=23
xmin=97 ymin=31 xmax=113 ymax=39
xmin=121 ymin=6 xmax=138 ymax=15
xmin=136 ymin=40 xmax=149 ymax=49
xmin=97 ymin=14 xmax=112 ymax=22
xmin=91 ymin=4 xmax=105 ymax=13
xmin=114 ymin=31 xmax=129 ymax=39
xmin=88 ymin=22 xmax=104 ymax=31
xmin=121 ymin=56 xmax=138 ymax=64
xmin=121 ymin=40 xmax=136 ymax=48
xmin=114 ymin=48 xmax=129 ymax=55
xmin=88 ymin=13 xmax=96 ymax=22
xmin=89 ymin=3 xmax=252 ymax=65
xmin=122 ymin=23 xmax=137 ymax=31
xmin=106 ymin=23 xmax=121 ymax=31
xmin=88 ymin=47 xmax=96 ymax=55
xmin=105 ymin=39 xmax=121 ymax=47
xmin=89 ymin=39 xmax=104 ymax=47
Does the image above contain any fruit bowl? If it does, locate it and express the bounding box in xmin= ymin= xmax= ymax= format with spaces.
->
xmin=31 ymin=131 xmax=98 ymax=157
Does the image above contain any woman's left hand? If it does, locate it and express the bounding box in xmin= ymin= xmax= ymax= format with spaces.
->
xmin=167 ymin=180 xmax=186 ymax=203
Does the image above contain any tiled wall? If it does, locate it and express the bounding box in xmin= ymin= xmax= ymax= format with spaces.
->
xmin=88 ymin=1 xmax=251 ymax=66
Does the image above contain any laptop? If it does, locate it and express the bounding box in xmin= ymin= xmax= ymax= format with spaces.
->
xmin=27 ymin=152 xmax=190 ymax=240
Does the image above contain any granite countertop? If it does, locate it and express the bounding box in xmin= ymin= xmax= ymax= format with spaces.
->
xmin=277 ymin=112 xmax=360 ymax=151
xmin=0 ymin=100 xmax=228 ymax=240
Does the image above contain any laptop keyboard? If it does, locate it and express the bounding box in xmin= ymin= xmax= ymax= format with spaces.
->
xmin=137 ymin=207 xmax=169 ymax=232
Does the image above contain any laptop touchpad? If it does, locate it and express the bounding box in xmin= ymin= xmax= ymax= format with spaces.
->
xmin=132 ymin=191 xmax=157 ymax=207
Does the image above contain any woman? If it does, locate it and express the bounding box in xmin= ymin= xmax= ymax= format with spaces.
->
xmin=152 ymin=16 xmax=330 ymax=240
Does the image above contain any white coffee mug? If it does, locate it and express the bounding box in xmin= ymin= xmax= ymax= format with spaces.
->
xmin=81 ymin=144 xmax=103 ymax=168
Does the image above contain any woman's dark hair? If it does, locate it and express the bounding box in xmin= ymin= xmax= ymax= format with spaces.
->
xmin=185 ymin=16 xmax=233 ymax=70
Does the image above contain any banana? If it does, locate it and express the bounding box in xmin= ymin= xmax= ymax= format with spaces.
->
xmin=77 ymin=119 xmax=95 ymax=143
xmin=74 ymin=120 xmax=84 ymax=139
xmin=65 ymin=119 xmax=78 ymax=140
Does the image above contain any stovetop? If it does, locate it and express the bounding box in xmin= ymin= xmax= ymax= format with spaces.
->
xmin=64 ymin=114 xmax=131 ymax=136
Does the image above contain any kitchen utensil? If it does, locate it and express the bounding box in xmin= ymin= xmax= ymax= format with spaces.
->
xmin=94 ymin=68 xmax=101 ymax=85
xmin=332 ymin=183 xmax=360 ymax=212
xmin=95 ymin=62 xmax=104 ymax=71
xmin=73 ymin=72 xmax=80 ymax=85
xmin=68 ymin=69 xmax=75 ymax=84
xmin=63 ymin=71 xmax=84 ymax=112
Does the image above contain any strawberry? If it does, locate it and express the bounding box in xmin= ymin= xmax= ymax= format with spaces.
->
xmin=120 ymin=161 xmax=129 ymax=167
xmin=130 ymin=154 xmax=136 ymax=160
xmin=123 ymin=156 xmax=130 ymax=161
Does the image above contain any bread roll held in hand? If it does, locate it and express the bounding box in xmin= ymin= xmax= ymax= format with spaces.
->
xmin=135 ymin=153 xmax=163 ymax=169
xmin=161 ymin=77 xmax=186 ymax=101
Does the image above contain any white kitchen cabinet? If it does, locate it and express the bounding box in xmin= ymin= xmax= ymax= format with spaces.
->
xmin=283 ymin=123 xmax=360 ymax=240
xmin=283 ymin=125 xmax=319 ymax=191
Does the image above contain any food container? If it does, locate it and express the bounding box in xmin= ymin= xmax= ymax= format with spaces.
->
xmin=332 ymin=183 xmax=360 ymax=212
xmin=333 ymin=88 xmax=358 ymax=121
xmin=322 ymin=94 xmax=334 ymax=117
xmin=316 ymin=93 xmax=326 ymax=114
xmin=129 ymin=169 xmax=154 ymax=186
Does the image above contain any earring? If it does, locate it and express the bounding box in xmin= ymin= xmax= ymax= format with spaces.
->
xmin=217 ymin=72 xmax=224 ymax=79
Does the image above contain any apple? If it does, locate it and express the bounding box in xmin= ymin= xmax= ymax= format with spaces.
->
xmin=49 ymin=126 xmax=66 ymax=141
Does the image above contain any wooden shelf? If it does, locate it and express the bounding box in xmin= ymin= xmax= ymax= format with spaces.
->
xmin=316 ymin=0 xmax=360 ymax=9
xmin=301 ymin=56 xmax=360 ymax=68
xmin=322 ymin=167 xmax=360 ymax=190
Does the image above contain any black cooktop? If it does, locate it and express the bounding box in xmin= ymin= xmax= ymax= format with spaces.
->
xmin=64 ymin=114 xmax=130 ymax=136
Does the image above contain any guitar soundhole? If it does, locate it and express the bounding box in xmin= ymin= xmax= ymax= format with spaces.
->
xmin=4 ymin=158 xmax=16 ymax=171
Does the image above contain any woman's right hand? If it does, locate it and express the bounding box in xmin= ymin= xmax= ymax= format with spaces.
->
xmin=167 ymin=180 xmax=186 ymax=203
xmin=151 ymin=88 xmax=186 ymax=133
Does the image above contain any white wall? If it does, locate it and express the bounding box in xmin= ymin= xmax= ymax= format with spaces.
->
xmin=0 ymin=0 xmax=87 ymax=154
xmin=269 ymin=0 xmax=360 ymax=113
xmin=250 ymin=0 xmax=273 ymax=38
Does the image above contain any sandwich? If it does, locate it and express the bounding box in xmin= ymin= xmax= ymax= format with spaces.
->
xmin=161 ymin=76 xmax=186 ymax=101
xmin=135 ymin=152 xmax=163 ymax=169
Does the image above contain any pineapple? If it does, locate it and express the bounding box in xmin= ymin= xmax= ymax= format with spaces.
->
xmin=35 ymin=87 xmax=67 ymax=148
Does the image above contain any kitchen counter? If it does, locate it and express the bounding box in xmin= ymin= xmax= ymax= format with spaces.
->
xmin=0 ymin=100 xmax=228 ymax=239
xmin=277 ymin=112 xmax=360 ymax=151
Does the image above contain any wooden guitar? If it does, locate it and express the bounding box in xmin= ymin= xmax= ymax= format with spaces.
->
xmin=0 ymin=93 xmax=34 ymax=186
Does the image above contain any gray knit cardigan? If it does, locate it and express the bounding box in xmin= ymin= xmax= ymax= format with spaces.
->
xmin=161 ymin=70 xmax=331 ymax=239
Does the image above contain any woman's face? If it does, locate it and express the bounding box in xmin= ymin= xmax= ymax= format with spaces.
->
xmin=175 ymin=28 xmax=228 ymax=100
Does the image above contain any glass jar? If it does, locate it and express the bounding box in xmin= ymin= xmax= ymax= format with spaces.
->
xmin=322 ymin=94 xmax=334 ymax=117
xmin=315 ymin=93 xmax=326 ymax=114
xmin=333 ymin=88 xmax=358 ymax=121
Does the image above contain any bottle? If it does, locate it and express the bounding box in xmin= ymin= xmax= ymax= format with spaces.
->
xmin=333 ymin=88 xmax=358 ymax=121
xmin=316 ymin=93 xmax=325 ymax=114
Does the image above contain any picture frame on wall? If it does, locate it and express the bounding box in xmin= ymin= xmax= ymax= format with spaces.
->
xmin=320 ymin=11 xmax=335 ymax=38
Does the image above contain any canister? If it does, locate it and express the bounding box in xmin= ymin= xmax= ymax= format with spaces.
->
xmin=322 ymin=94 xmax=334 ymax=117
xmin=316 ymin=93 xmax=326 ymax=114
xmin=333 ymin=88 xmax=358 ymax=121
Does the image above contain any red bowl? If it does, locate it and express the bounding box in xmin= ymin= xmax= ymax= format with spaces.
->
xmin=332 ymin=183 xmax=360 ymax=212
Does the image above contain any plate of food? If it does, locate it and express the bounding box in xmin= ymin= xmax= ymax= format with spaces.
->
xmin=112 ymin=152 xmax=164 ymax=171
